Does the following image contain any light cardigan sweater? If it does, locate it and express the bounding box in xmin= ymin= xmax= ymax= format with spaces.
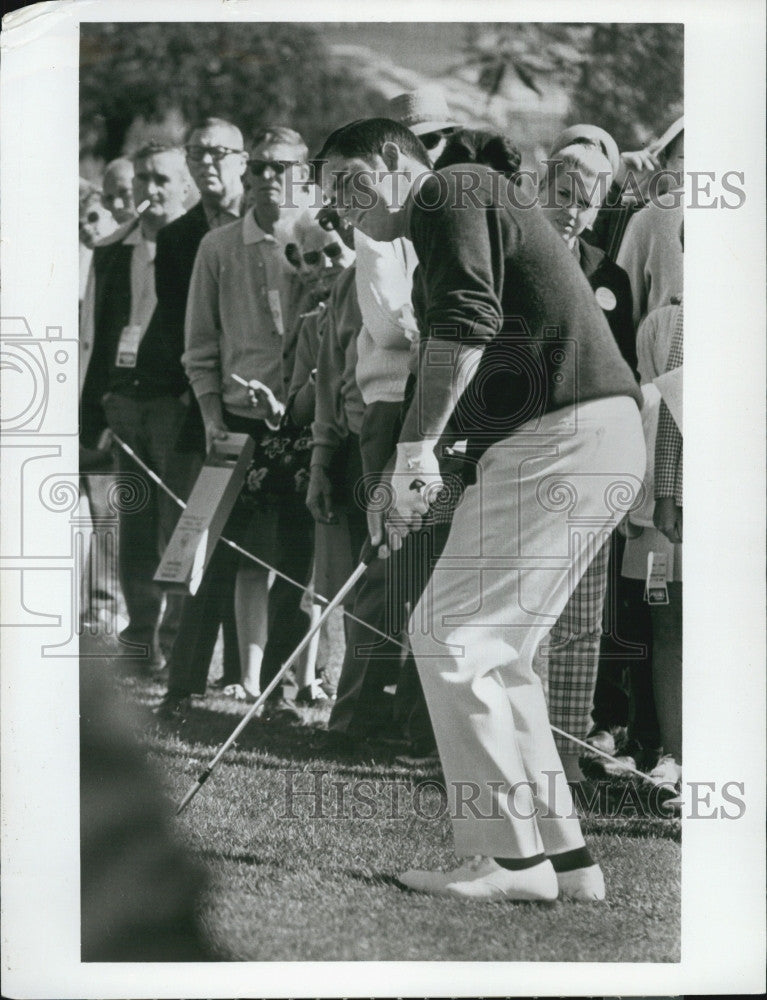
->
xmin=182 ymin=210 xmax=303 ymax=418
xmin=616 ymin=196 xmax=683 ymax=329
xmin=353 ymin=229 xmax=418 ymax=405
xmin=311 ymin=265 xmax=365 ymax=469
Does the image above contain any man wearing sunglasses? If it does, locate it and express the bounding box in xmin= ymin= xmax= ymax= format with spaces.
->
xmin=181 ymin=126 xmax=316 ymax=712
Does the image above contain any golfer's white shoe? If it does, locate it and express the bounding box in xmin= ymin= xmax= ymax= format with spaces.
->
xmin=397 ymin=856 xmax=489 ymax=894
xmin=442 ymin=857 xmax=559 ymax=902
xmin=556 ymin=864 xmax=606 ymax=901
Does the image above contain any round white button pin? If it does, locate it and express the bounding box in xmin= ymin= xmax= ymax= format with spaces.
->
xmin=595 ymin=286 xmax=617 ymax=311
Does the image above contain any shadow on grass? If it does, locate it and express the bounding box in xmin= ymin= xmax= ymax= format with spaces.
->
xmin=193 ymin=847 xmax=406 ymax=892
xmin=342 ymin=869 xmax=404 ymax=889
xmin=143 ymin=699 xmax=420 ymax=776
xmin=196 ymin=848 xmax=273 ymax=867
xmin=126 ymin=671 xmax=681 ymax=840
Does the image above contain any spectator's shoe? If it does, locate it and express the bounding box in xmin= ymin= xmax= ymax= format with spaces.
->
xmin=153 ymin=690 xmax=192 ymax=721
xmin=584 ymin=727 xmax=621 ymax=756
xmin=557 ymin=865 xmax=606 ymax=901
xmin=399 ymin=857 xmax=558 ymax=901
xmin=294 ymin=681 xmax=330 ymax=706
xmin=649 ymin=755 xmax=683 ymax=814
xmin=116 ymin=632 xmax=163 ymax=676
xmin=209 ymin=676 xmax=240 ymax=691
xmin=395 ymin=740 xmax=441 ymax=767
xmin=649 ymin=754 xmax=682 ymax=785
xmin=317 ymin=677 xmax=336 ymax=698
xmin=221 ymin=683 xmax=260 ymax=703
xmin=261 ymin=695 xmax=302 ymax=722
xmin=609 ymin=737 xmax=663 ymax=778
xmin=635 ymin=743 xmax=662 ymax=772
xmin=579 ymin=726 xmax=623 ymax=778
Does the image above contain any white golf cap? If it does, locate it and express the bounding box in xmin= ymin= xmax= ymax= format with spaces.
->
xmin=549 ymin=124 xmax=621 ymax=175
xmin=387 ymin=86 xmax=459 ymax=136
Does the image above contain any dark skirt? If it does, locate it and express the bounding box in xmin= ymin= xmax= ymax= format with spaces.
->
xmin=222 ymin=409 xmax=313 ymax=572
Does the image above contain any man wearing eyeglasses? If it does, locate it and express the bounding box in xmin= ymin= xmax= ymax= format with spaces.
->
xmin=180 ymin=126 xmax=316 ymax=712
xmin=153 ymin=119 xmax=249 ymax=717
xmin=156 ymin=118 xmax=248 ymax=470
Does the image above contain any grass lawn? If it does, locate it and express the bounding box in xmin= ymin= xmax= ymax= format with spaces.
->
xmin=104 ymin=609 xmax=681 ymax=964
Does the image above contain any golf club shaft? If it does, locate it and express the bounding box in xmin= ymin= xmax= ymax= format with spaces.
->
xmin=112 ymin=434 xmax=659 ymax=790
xmin=176 ymin=557 xmax=370 ymax=814
xmin=111 ymin=432 xmax=400 ymax=651
xmin=550 ymin=725 xmax=657 ymax=784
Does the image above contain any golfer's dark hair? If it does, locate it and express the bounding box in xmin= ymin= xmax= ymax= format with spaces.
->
xmin=315 ymin=118 xmax=432 ymax=168
xmin=434 ymin=128 xmax=522 ymax=179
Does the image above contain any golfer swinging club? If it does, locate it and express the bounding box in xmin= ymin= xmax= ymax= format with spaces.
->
xmin=318 ymin=119 xmax=645 ymax=902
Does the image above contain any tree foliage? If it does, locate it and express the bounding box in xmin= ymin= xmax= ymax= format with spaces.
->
xmin=462 ymin=23 xmax=683 ymax=150
xmin=80 ymin=22 xmax=684 ymax=166
xmin=458 ymin=23 xmax=590 ymax=100
xmin=568 ymin=24 xmax=683 ymax=150
xmin=80 ymin=23 xmax=389 ymax=163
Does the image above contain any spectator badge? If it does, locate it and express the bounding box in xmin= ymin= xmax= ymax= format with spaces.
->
xmin=595 ymin=286 xmax=617 ymax=311
xmin=267 ymin=289 xmax=285 ymax=336
xmin=115 ymin=324 xmax=142 ymax=367
xmin=645 ymin=551 xmax=670 ymax=604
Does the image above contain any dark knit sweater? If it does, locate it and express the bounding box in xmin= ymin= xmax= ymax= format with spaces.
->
xmin=407 ymin=165 xmax=642 ymax=454
xmin=578 ymin=237 xmax=638 ymax=381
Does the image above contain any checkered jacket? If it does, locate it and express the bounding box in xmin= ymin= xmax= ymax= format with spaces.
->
xmin=654 ymin=303 xmax=683 ymax=505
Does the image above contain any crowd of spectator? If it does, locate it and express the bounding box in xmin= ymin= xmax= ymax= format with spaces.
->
xmin=78 ymin=88 xmax=685 ymax=862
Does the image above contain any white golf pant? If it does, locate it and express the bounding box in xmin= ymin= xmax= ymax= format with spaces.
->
xmin=409 ymin=396 xmax=646 ymax=859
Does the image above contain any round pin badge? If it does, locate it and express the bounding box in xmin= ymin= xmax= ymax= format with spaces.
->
xmin=595 ymin=286 xmax=617 ymax=311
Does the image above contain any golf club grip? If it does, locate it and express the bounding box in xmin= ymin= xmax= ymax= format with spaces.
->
xmin=360 ymin=478 xmax=431 ymax=564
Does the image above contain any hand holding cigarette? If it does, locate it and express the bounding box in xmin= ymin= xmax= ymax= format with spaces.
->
xmin=232 ymin=374 xmax=284 ymax=429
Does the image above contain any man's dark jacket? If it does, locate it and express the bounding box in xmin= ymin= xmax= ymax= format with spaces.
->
xmin=80 ymin=218 xmax=189 ymax=448
xmin=578 ymin=237 xmax=638 ymax=380
xmin=154 ymin=201 xmax=210 ymax=452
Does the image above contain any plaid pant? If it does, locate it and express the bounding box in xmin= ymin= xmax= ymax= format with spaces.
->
xmin=535 ymin=534 xmax=612 ymax=753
